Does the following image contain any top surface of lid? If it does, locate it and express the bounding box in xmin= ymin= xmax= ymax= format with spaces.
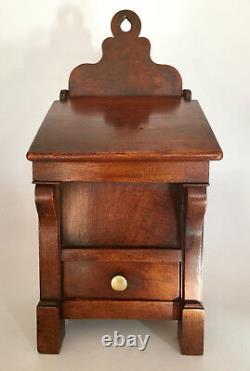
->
xmin=27 ymin=96 xmax=223 ymax=162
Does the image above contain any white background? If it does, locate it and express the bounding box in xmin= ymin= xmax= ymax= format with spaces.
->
xmin=0 ymin=0 xmax=250 ymax=370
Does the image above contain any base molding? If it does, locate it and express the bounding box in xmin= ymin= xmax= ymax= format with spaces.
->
xmin=62 ymin=299 xmax=181 ymax=320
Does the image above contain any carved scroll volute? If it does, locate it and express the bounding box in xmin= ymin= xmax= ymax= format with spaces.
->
xmin=69 ymin=10 xmax=182 ymax=97
xmin=182 ymin=185 xmax=207 ymax=302
xmin=35 ymin=184 xmax=61 ymax=300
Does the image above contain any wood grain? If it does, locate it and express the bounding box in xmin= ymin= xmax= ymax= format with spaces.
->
xmin=32 ymin=161 xmax=209 ymax=183
xmin=69 ymin=10 xmax=182 ymax=97
xmin=63 ymin=299 xmax=181 ymax=320
xmin=27 ymin=97 xmax=222 ymax=163
xmin=35 ymin=184 xmax=62 ymax=300
xmin=37 ymin=301 xmax=65 ymax=354
xmin=61 ymin=183 xmax=182 ymax=248
xmin=61 ymin=248 xmax=181 ymax=263
xmin=182 ymin=185 xmax=207 ymax=301
xmin=63 ymin=260 xmax=180 ymax=300
xmin=178 ymin=301 xmax=205 ymax=355
xmin=26 ymin=9 xmax=223 ymax=354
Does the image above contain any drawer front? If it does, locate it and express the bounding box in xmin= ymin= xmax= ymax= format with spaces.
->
xmin=63 ymin=257 xmax=180 ymax=301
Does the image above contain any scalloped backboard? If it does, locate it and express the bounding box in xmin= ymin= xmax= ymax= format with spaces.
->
xmin=68 ymin=10 xmax=182 ymax=97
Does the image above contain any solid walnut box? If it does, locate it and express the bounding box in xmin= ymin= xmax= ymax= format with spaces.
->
xmin=27 ymin=10 xmax=222 ymax=355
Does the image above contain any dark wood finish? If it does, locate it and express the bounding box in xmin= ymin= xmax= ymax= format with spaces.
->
xmin=178 ymin=301 xmax=205 ymax=355
xmin=62 ymin=248 xmax=181 ymax=263
xmin=59 ymin=89 xmax=69 ymax=102
xmin=27 ymin=97 xmax=222 ymax=163
xmin=63 ymin=260 xmax=180 ymax=300
xmin=182 ymin=185 xmax=207 ymax=301
xmin=35 ymin=184 xmax=62 ymax=300
xmin=69 ymin=10 xmax=182 ymax=97
xmin=178 ymin=186 xmax=207 ymax=355
xmin=32 ymin=160 xmax=209 ymax=183
xmin=183 ymin=89 xmax=192 ymax=101
xmin=37 ymin=301 xmax=65 ymax=354
xmin=63 ymin=299 xmax=181 ymax=320
xmin=27 ymin=10 xmax=223 ymax=355
xmin=35 ymin=185 xmax=65 ymax=353
xmin=61 ymin=183 xmax=182 ymax=248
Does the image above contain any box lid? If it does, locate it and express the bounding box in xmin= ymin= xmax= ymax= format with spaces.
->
xmin=27 ymin=96 xmax=222 ymax=162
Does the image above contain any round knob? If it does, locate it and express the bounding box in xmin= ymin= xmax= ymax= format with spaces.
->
xmin=111 ymin=275 xmax=128 ymax=292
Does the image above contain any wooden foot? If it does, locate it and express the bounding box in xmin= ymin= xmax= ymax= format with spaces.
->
xmin=178 ymin=301 xmax=205 ymax=355
xmin=37 ymin=301 xmax=65 ymax=354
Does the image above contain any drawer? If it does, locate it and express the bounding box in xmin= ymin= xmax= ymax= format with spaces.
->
xmin=63 ymin=249 xmax=181 ymax=300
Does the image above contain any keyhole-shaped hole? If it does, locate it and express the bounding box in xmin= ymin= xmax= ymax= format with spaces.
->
xmin=120 ymin=17 xmax=132 ymax=32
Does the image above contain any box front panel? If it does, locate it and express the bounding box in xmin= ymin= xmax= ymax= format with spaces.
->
xmin=61 ymin=182 xmax=182 ymax=248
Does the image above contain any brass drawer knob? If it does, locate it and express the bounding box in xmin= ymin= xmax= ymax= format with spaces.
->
xmin=111 ymin=275 xmax=128 ymax=292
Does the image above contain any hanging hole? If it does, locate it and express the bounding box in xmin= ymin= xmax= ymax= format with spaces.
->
xmin=120 ymin=17 xmax=132 ymax=32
